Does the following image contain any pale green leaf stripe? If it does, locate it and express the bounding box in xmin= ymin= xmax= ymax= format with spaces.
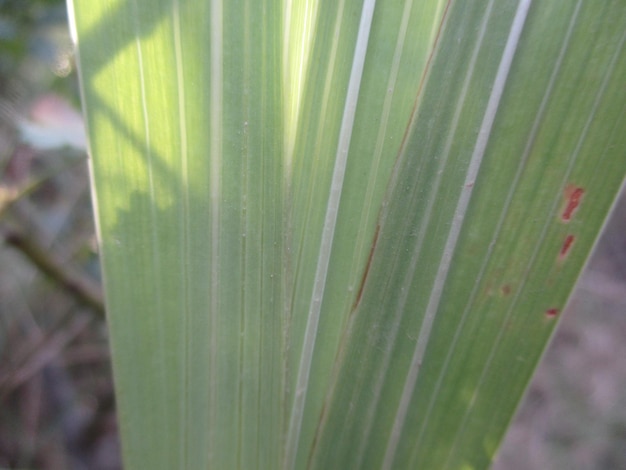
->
xmin=208 ymin=0 xmax=222 ymax=465
xmin=284 ymin=1 xmax=377 ymax=467
xmin=282 ymin=0 xmax=320 ymax=175
xmin=172 ymin=3 xmax=191 ymax=468
xmin=133 ymin=0 xmax=172 ymax=467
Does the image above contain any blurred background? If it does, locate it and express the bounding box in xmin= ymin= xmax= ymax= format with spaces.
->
xmin=0 ymin=2 xmax=624 ymax=469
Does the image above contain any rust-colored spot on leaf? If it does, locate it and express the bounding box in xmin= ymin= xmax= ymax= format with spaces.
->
xmin=561 ymin=186 xmax=584 ymax=222
xmin=559 ymin=234 xmax=575 ymax=258
xmin=501 ymin=284 xmax=511 ymax=296
xmin=545 ymin=308 xmax=559 ymax=318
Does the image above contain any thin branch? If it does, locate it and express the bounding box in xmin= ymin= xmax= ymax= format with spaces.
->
xmin=0 ymin=156 xmax=86 ymax=220
xmin=4 ymin=230 xmax=105 ymax=317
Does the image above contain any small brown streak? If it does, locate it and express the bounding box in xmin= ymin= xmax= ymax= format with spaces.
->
xmin=559 ymin=234 xmax=575 ymax=259
xmin=306 ymin=398 xmax=330 ymax=467
xmin=545 ymin=308 xmax=559 ymax=318
xmin=395 ymin=0 xmax=453 ymax=157
xmin=352 ymin=224 xmax=380 ymax=311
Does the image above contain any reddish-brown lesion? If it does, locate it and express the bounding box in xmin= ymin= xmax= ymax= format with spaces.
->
xmin=559 ymin=234 xmax=575 ymax=259
xmin=349 ymin=1 xmax=453 ymax=313
xmin=545 ymin=308 xmax=559 ymax=318
xmin=561 ymin=185 xmax=584 ymax=222
xmin=352 ymin=223 xmax=380 ymax=311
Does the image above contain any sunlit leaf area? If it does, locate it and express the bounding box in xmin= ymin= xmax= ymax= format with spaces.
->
xmin=1 ymin=1 xmax=625 ymax=469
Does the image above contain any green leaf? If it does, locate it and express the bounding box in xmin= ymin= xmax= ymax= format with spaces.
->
xmin=69 ymin=1 xmax=284 ymax=467
xmin=68 ymin=0 xmax=626 ymax=468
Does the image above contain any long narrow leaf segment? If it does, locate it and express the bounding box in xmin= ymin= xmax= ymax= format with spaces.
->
xmin=69 ymin=0 xmax=284 ymax=468
xmin=69 ymin=0 xmax=626 ymax=468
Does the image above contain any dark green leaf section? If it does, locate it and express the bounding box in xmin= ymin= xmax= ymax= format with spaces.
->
xmin=71 ymin=0 xmax=284 ymax=468
xmin=307 ymin=1 xmax=626 ymax=469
